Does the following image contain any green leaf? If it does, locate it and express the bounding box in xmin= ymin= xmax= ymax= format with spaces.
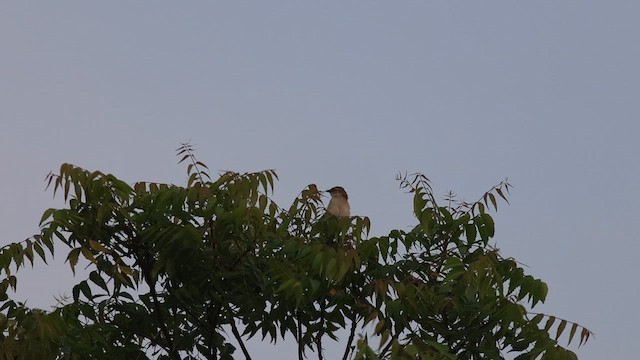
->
xmin=544 ymin=316 xmax=556 ymax=332
xmin=531 ymin=280 xmax=548 ymax=306
xmin=465 ymin=223 xmax=477 ymax=243
xmin=379 ymin=236 xmax=390 ymax=259
xmin=489 ymin=193 xmax=497 ymax=210
xmin=89 ymin=239 xmax=109 ymax=253
xmin=326 ymin=257 xmax=337 ymax=278
xmin=413 ymin=191 xmax=427 ymax=218
xmin=530 ymin=313 xmax=544 ymax=326
xmin=67 ymin=248 xmax=81 ymax=273
xmin=80 ymin=280 xmax=92 ymax=300
xmin=477 ymin=202 xmax=485 ymax=214
xmin=374 ymin=319 xmax=385 ymax=334
xmin=477 ymin=213 xmax=495 ymax=242
xmin=81 ymin=246 xmax=97 ymax=264
xmin=118 ymin=291 xmax=134 ymax=301
xmin=496 ymin=187 xmax=509 ymax=204
xmin=336 ymin=258 xmax=351 ymax=282
xmin=39 ymin=208 xmax=56 ymax=225
xmin=420 ymin=209 xmax=435 ymax=235
xmin=195 ymin=160 xmax=209 ymax=170
xmin=312 ymin=252 xmax=324 ymax=273
xmin=33 ymin=242 xmax=47 ymax=263
xmin=23 ymin=241 xmax=34 ymax=265
xmin=72 ymin=283 xmax=81 ymax=301
xmin=64 ymin=176 xmax=71 ymax=200
xmin=9 ymin=243 xmax=24 ymax=268
xmin=7 ymin=276 xmax=17 ymax=291
xmin=259 ymin=194 xmax=268 ymax=212
xmin=90 ymin=271 xmax=109 ymax=292
xmin=276 ymin=278 xmax=295 ymax=293
xmin=508 ymin=267 xmax=524 ymax=295
xmin=424 ymin=339 xmax=455 ymax=357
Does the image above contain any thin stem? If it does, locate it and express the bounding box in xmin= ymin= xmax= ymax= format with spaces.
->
xmin=342 ymin=314 xmax=357 ymax=360
xmin=298 ymin=310 xmax=304 ymax=360
xmin=189 ymin=152 xmax=206 ymax=184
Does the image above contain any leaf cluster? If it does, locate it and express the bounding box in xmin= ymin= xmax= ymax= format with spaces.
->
xmin=0 ymin=146 xmax=592 ymax=359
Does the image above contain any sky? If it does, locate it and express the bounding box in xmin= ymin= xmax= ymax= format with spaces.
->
xmin=1 ymin=2 xmax=638 ymax=359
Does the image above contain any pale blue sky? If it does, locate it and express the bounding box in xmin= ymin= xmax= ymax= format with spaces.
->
xmin=1 ymin=2 xmax=638 ymax=359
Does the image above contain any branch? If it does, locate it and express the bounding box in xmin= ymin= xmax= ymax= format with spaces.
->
xmin=378 ymin=323 xmax=398 ymax=359
xmin=527 ymin=311 xmax=595 ymax=346
xmin=229 ymin=314 xmax=253 ymax=360
xmin=206 ymin=303 xmax=221 ymax=360
xmin=148 ymin=279 xmax=180 ymax=360
xmin=379 ymin=335 xmax=394 ymax=358
xmin=177 ymin=142 xmax=210 ymax=185
xmin=342 ymin=314 xmax=357 ymax=360
xmin=230 ymin=246 xmax=255 ymax=270
xmin=316 ymin=300 xmax=326 ymax=360
xmin=129 ymin=222 xmax=180 ymax=360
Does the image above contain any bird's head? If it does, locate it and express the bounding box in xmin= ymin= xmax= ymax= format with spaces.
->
xmin=326 ymin=186 xmax=348 ymax=200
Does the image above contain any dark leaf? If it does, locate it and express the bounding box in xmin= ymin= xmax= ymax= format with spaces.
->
xmin=556 ymin=320 xmax=567 ymax=340
xmin=567 ymin=323 xmax=578 ymax=345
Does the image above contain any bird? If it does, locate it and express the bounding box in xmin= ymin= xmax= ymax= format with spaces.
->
xmin=326 ymin=186 xmax=350 ymax=217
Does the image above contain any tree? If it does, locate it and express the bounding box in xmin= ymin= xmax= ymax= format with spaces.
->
xmin=0 ymin=144 xmax=591 ymax=359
